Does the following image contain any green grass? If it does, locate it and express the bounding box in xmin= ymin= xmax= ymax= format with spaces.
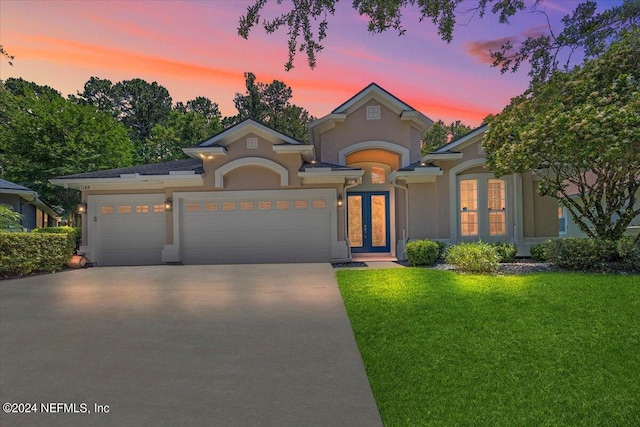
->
xmin=336 ymin=269 xmax=640 ymax=426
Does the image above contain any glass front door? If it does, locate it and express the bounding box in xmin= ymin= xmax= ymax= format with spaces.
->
xmin=347 ymin=192 xmax=390 ymax=253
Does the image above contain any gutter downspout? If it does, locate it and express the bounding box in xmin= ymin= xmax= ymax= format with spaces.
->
xmin=391 ymin=177 xmax=410 ymax=260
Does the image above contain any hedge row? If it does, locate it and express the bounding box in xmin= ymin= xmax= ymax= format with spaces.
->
xmin=530 ymin=236 xmax=640 ymax=272
xmin=0 ymin=231 xmax=75 ymax=278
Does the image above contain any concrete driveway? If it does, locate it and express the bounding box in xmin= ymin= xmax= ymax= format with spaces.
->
xmin=0 ymin=264 xmax=382 ymax=427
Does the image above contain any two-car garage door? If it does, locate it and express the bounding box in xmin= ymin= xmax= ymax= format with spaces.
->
xmin=90 ymin=190 xmax=333 ymax=265
xmin=180 ymin=190 xmax=332 ymax=264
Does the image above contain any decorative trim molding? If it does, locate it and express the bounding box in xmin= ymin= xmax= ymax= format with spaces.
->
xmin=339 ymin=140 xmax=411 ymax=168
xmin=214 ymin=157 xmax=289 ymax=188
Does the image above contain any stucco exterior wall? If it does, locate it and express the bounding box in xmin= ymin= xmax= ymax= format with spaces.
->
xmin=318 ymin=101 xmax=416 ymax=165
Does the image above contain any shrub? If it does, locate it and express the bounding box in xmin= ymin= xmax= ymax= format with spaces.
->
xmin=445 ymin=241 xmax=500 ymax=274
xmin=491 ymin=242 xmax=517 ymax=262
xmin=544 ymin=237 xmax=618 ymax=271
xmin=406 ymin=239 xmax=441 ymax=266
xmin=32 ymin=226 xmax=81 ymax=248
xmin=0 ymin=232 xmax=75 ymax=277
xmin=529 ymin=241 xmax=552 ymax=261
xmin=617 ymin=236 xmax=640 ymax=272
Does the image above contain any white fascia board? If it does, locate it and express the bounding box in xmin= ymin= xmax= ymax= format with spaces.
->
xmin=400 ymin=110 xmax=433 ymax=130
xmin=436 ymin=126 xmax=487 ymax=153
xmin=0 ymin=188 xmax=36 ymax=200
xmin=49 ymin=174 xmax=204 ymax=191
xmin=273 ymin=144 xmax=314 ymax=161
xmin=389 ymin=168 xmax=443 ymax=183
xmin=421 ymin=152 xmax=464 ymax=162
xmin=200 ymin=120 xmax=301 ymax=147
xmin=298 ymin=169 xmax=364 ymax=184
xmin=183 ymin=146 xmax=227 ymax=160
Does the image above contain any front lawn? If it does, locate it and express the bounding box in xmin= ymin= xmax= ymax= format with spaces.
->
xmin=336 ymin=269 xmax=640 ymax=426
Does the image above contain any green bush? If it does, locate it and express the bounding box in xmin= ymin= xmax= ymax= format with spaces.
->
xmin=406 ymin=239 xmax=441 ymax=266
xmin=445 ymin=241 xmax=500 ymax=274
xmin=491 ymin=242 xmax=517 ymax=262
xmin=544 ymin=237 xmax=618 ymax=271
xmin=0 ymin=232 xmax=75 ymax=277
xmin=617 ymin=236 xmax=640 ymax=272
xmin=32 ymin=226 xmax=81 ymax=247
xmin=529 ymin=241 xmax=552 ymax=261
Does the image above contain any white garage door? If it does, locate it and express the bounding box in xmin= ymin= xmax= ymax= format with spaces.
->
xmin=91 ymin=194 xmax=166 ymax=266
xmin=180 ymin=190 xmax=332 ymax=264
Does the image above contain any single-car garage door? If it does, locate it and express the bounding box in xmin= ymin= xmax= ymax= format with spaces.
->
xmin=180 ymin=190 xmax=333 ymax=264
xmin=90 ymin=194 xmax=166 ymax=266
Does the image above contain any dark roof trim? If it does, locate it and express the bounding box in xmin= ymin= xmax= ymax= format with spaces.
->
xmin=54 ymin=159 xmax=203 ymax=179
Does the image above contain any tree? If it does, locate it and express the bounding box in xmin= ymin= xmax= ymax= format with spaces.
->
xmin=72 ymin=77 xmax=173 ymax=163
xmin=483 ymin=28 xmax=640 ymax=241
xmin=238 ymin=0 xmax=640 ymax=82
xmin=1 ymin=45 xmax=14 ymax=65
xmin=230 ymin=72 xmax=314 ymax=141
xmin=147 ymin=106 xmax=222 ymax=163
xmin=0 ymin=79 xmax=135 ymax=218
xmin=421 ymin=120 xmax=472 ymax=155
xmin=0 ymin=205 xmax=22 ymax=231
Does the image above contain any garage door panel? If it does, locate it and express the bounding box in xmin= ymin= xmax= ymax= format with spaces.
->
xmin=181 ymin=192 xmax=332 ymax=264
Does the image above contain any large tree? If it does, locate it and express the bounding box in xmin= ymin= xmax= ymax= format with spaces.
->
xmin=483 ymin=28 xmax=640 ymax=241
xmin=421 ymin=120 xmax=472 ymax=156
xmin=72 ymin=77 xmax=173 ymax=163
xmin=239 ymin=0 xmax=639 ymax=82
xmin=147 ymin=103 xmax=223 ymax=163
xmin=230 ymin=72 xmax=314 ymax=141
xmin=0 ymin=79 xmax=135 ymax=217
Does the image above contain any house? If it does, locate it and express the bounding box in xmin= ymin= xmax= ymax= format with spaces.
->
xmin=0 ymin=178 xmax=59 ymax=230
xmin=557 ymin=172 xmax=640 ymax=238
xmin=50 ymin=83 xmax=559 ymax=266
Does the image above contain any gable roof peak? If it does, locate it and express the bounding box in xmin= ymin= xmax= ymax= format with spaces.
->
xmin=331 ymin=82 xmax=416 ymax=114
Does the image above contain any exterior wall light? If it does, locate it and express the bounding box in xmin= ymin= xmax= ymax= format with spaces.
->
xmin=165 ymin=197 xmax=173 ymax=212
xmin=337 ymin=194 xmax=343 ymax=207
xmin=77 ymin=201 xmax=87 ymax=214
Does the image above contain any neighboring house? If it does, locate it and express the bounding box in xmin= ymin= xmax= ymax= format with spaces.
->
xmin=50 ymin=83 xmax=559 ymax=266
xmin=0 ymin=178 xmax=59 ymax=230
xmin=559 ymin=172 xmax=640 ymax=238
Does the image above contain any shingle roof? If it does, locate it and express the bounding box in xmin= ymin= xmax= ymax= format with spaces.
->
xmin=299 ymin=161 xmax=361 ymax=172
xmin=398 ymin=161 xmax=439 ymax=172
xmin=54 ymin=159 xmax=203 ymax=179
xmin=0 ymin=178 xmax=32 ymax=192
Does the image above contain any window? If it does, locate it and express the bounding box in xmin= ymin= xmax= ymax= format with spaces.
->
xmin=371 ymin=167 xmax=386 ymax=184
xmin=458 ymin=176 xmax=508 ymax=238
xmin=488 ymin=179 xmax=506 ymax=235
xmin=222 ymin=202 xmax=236 ymax=211
xmin=276 ymin=200 xmax=289 ymax=210
xmin=459 ymin=179 xmax=478 ymax=236
xmin=118 ymin=205 xmax=131 ymax=214
xmin=153 ymin=204 xmax=164 ymax=213
xmin=187 ymin=202 xmax=200 ymax=212
xmin=135 ymin=205 xmax=149 ymax=214
xmin=205 ymin=202 xmax=218 ymax=212
xmin=101 ymin=206 xmax=114 ymax=215
xmin=558 ymin=206 xmax=568 ymax=235
xmin=258 ymin=201 xmax=272 ymax=210
xmin=312 ymin=200 xmax=325 ymax=209
xmin=241 ymin=201 xmax=254 ymax=211
xmin=295 ymin=200 xmax=308 ymax=209
xmin=366 ymin=105 xmax=381 ymax=120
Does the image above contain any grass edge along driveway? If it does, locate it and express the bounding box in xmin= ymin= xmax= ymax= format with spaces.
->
xmin=336 ymin=269 xmax=640 ymax=426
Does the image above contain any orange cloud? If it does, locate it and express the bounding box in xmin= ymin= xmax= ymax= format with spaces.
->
xmin=464 ymin=36 xmax=513 ymax=65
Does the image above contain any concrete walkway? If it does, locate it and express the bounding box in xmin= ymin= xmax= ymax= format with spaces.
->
xmin=0 ymin=264 xmax=382 ymax=427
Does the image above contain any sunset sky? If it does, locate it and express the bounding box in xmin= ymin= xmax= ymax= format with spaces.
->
xmin=0 ymin=0 xmax=613 ymax=126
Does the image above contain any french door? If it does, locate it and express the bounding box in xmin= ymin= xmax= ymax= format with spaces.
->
xmin=347 ymin=192 xmax=390 ymax=253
